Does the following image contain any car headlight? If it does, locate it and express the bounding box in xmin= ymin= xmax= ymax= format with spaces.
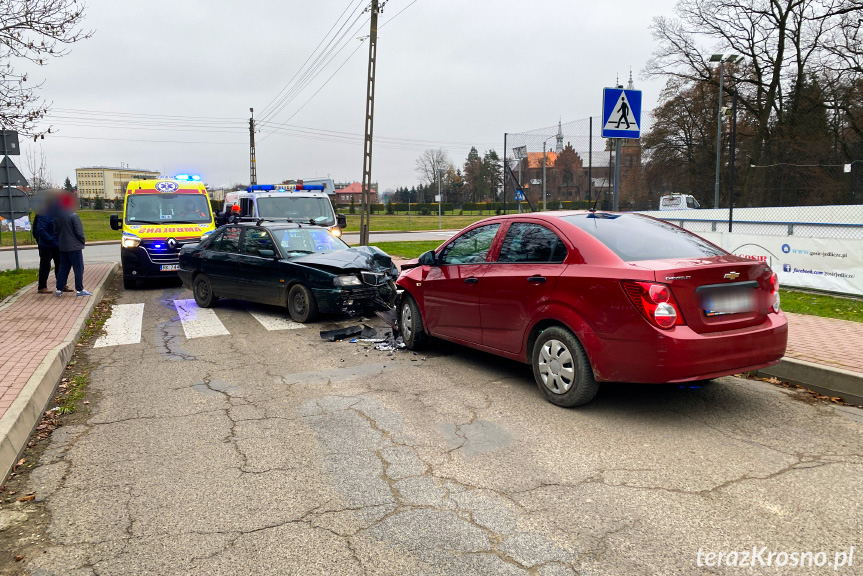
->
xmin=333 ymin=275 xmax=362 ymax=287
xmin=330 ymin=227 xmax=342 ymax=238
xmin=122 ymin=233 xmax=141 ymax=249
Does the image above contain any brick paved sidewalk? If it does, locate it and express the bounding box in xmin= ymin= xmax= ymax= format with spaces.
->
xmin=0 ymin=263 xmax=113 ymax=419
xmin=782 ymin=312 xmax=863 ymax=375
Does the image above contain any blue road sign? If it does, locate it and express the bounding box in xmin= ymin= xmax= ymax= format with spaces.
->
xmin=515 ymin=190 xmax=525 ymax=201
xmin=601 ymin=88 xmax=642 ymax=139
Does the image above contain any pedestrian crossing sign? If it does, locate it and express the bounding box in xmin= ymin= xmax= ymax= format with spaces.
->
xmin=601 ymin=88 xmax=642 ymax=139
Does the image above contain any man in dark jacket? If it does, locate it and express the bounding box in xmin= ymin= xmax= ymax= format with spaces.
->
xmin=34 ymin=209 xmax=71 ymax=294
xmin=53 ymin=193 xmax=92 ymax=297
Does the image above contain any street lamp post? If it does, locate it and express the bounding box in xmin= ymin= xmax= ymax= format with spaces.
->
xmin=542 ymin=135 xmax=557 ymax=211
xmin=709 ymin=54 xmax=741 ymax=209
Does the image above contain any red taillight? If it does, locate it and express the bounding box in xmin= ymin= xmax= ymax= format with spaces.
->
xmin=622 ymin=281 xmax=685 ymax=330
xmin=769 ymin=272 xmax=780 ymax=313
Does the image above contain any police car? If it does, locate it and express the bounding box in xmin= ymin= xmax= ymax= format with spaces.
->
xmin=221 ymin=182 xmax=346 ymax=236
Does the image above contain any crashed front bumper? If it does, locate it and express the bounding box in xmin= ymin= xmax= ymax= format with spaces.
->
xmin=313 ymin=285 xmax=392 ymax=314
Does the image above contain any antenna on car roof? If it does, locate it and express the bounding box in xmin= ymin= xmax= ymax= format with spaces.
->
xmin=590 ymin=188 xmax=603 ymax=212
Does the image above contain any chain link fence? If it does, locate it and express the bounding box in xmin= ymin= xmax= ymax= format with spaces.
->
xmin=505 ymin=119 xmax=863 ymax=239
xmin=504 ymin=117 xmax=615 ymax=211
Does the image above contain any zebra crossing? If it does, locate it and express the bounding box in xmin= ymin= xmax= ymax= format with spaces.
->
xmin=93 ymin=301 xmax=305 ymax=348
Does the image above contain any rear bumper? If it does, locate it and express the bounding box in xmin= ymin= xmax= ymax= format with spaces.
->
xmin=589 ymin=313 xmax=788 ymax=383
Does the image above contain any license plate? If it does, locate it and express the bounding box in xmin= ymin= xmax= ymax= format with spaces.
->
xmin=160 ymin=264 xmax=179 ymax=272
xmin=701 ymin=289 xmax=757 ymax=316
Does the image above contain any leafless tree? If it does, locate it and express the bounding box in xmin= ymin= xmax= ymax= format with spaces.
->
xmin=1 ymin=0 xmax=94 ymax=135
xmin=644 ymin=0 xmax=855 ymax=163
xmin=23 ymin=143 xmax=52 ymax=193
xmin=415 ymin=148 xmax=451 ymax=186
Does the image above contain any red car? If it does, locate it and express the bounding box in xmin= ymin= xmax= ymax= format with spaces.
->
xmin=396 ymin=212 xmax=787 ymax=407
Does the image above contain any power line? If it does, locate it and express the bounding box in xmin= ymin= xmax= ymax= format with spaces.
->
xmin=50 ymin=135 xmax=245 ymax=145
xmin=260 ymin=13 xmax=370 ymax=124
xmin=259 ymin=1 xmax=368 ymax=123
xmin=379 ymin=0 xmax=420 ymax=28
xmin=258 ymin=0 xmax=362 ymax=119
xmin=258 ymin=41 xmax=366 ymax=140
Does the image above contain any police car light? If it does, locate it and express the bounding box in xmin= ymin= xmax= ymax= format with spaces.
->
xmin=191 ymin=175 xmax=201 ymax=181
xmin=175 ymin=174 xmax=190 ymax=181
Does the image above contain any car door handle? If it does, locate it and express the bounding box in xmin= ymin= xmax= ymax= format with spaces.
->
xmin=527 ymin=276 xmax=546 ymax=283
xmin=464 ymin=277 xmax=479 ymax=284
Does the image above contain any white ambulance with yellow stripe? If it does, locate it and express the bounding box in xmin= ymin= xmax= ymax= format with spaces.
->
xmin=110 ymin=177 xmax=216 ymax=289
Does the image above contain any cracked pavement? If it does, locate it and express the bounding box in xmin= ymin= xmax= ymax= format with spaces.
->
xmin=13 ymin=281 xmax=863 ymax=575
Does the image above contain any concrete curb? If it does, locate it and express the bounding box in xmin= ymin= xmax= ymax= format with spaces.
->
xmin=0 ymin=240 xmax=120 ymax=252
xmin=0 ymin=262 xmax=119 ymax=483
xmin=757 ymin=357 xmax=863 ymax=405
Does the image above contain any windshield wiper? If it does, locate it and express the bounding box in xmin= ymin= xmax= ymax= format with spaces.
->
xmin=126 ymin=220 xmax=162 ymax=225
xmin=287 ymin=250 xmax=314 ymax=254
xmin=169 ymin=220 xmax=203 ymax=224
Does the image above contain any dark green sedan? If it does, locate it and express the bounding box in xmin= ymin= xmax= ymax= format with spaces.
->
xmin=177 ymin=222 xmax=398 ymax=322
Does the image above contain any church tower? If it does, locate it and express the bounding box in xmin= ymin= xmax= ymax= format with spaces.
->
xmin=555 ymin=117 xmax=564 ymax=154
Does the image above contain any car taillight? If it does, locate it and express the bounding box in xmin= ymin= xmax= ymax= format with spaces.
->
xmin=769 ymin=272 xmax=780 ymax=313
xmin=622 ymin=281 xmax=685 ymax=330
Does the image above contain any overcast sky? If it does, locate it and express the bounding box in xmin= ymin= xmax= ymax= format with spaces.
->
xmin=25 ymin=0 xmax=680 ymax=191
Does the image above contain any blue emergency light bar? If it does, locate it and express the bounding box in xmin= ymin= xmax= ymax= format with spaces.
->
xmin=247 ymin=184 xmax=326 ymax=192
xmin=175 ymin=174 xmax=202 ymax=182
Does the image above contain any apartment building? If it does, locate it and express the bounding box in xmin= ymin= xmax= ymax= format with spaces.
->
xmin=75 ymin=166 xmax=161 ymax=200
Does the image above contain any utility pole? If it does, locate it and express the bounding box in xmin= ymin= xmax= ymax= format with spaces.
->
xmin=438 ymin=169 xmax=442 ymax=230
xmin=249 ymin=108 xmax=257 ymax=186
xmin=588 ymin=116 xmax=593 ymax=205
xmin=359 ymin=0 xmax=380 ymax=246
xmin=728 ymin=89 xmax=737 ymax=233
xmin=714 ymin=61 xmax=723 ymax=209
xmin=542 ymin=141 xmax=547 ymax=211
xmin=613 ymin=138 xmax=621 ymax=211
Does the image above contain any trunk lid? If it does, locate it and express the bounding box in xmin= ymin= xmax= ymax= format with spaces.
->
xmin=631 ymin=255 xmax=774 ymax=333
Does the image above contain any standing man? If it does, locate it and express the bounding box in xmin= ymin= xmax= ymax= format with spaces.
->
xmin=33 ymin=198 xmax=71 ymax=294
xmin=53 ymin=192 xmax=92 ymax=297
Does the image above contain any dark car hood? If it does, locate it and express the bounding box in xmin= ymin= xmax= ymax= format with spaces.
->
xmin=293 ymin=246 xmax=395 ymax=276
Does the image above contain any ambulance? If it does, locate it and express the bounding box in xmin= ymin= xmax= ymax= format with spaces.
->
xmin=110 ymin=176 xmax=216 ymax=289
xmin=221 ymin=182 xmax=346 ymax=236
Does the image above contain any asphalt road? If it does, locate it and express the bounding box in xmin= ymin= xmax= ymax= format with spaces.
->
xmin=15 ymin=278 xmax=863 ymax=575
xmin=0 ymin=230 xmax=456 ymax=270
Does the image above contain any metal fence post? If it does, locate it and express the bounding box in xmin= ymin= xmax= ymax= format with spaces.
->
xmin=728 ymin=89 xmax=737 ymax=233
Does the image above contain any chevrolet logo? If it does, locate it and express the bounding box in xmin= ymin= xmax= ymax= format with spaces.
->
xmin=724 ymin=271 xmax=740 ymax=280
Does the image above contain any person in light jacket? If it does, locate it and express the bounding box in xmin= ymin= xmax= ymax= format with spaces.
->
xmin=53 ymin=193 xmax=92 ymax=297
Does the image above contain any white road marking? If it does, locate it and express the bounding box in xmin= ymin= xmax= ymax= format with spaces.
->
xmin=174 ymin=299 xmax=230 ymax=339
xmin=94 ymin=303 xmax=146 ymax=348
xmin=246 ymin=307 xmax=306 ymax=331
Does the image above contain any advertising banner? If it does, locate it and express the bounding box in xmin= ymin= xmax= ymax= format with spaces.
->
xmin=698 ymin=232 xmax=863 ymax=296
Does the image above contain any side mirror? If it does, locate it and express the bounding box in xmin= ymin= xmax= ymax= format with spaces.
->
xmin=337 ymin=213 xmax=347 ymax=229
xmin=418 ymin=250 xmax=437 ymax=266
xmin=110 ymin=214 xmax=121 ymax=230
xmin=259 ymin=249 xmax=276 ymax=259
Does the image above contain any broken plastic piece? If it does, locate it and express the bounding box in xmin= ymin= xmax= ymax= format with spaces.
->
xmin=320 ymin=325 xmax=364 ymax=342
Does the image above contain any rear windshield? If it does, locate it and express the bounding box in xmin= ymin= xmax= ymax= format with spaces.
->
xmin=562 ymin=213 xmax=726 ymax=261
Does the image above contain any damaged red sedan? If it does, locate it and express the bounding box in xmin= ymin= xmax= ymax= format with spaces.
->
xmin=396 ymin=212 xmax=787 ymax=407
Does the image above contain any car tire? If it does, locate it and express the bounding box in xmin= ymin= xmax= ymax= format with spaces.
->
xmin=531 ymin=326 xmax=599 ymax=407
xmin=193 ymin=274 xmax=219 ymax=308
xmin=288 ymin=284 xmax=318 ymax=323
xmin=123 ymin=276 xmax=137 ymax=290
xmin=399 ymin=294 xmax=426 ymax=350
